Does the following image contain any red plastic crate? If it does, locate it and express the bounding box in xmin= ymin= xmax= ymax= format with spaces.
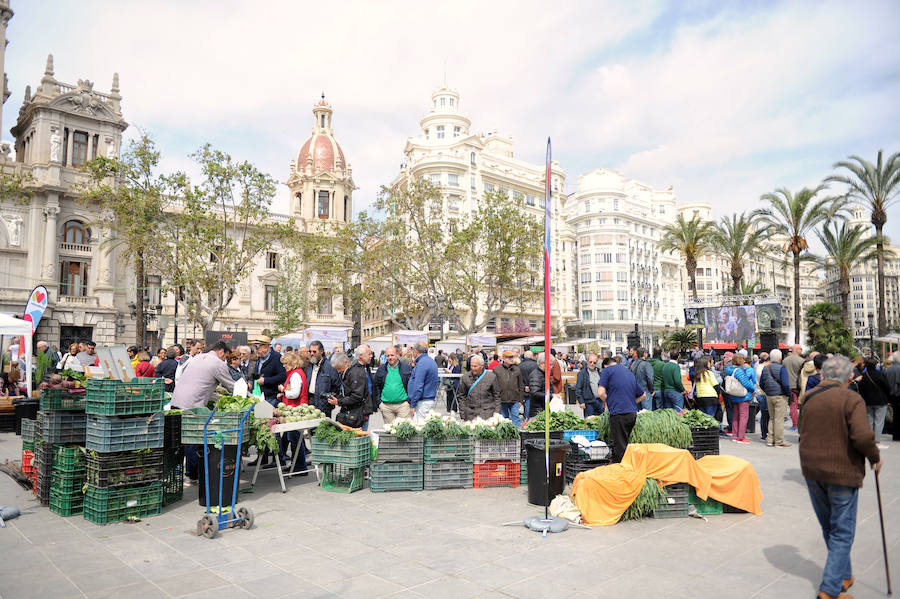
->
xmin=473 ymin=460 xmax=520 ymax=489
xmin=21 ymin=450 xmax=35 ymax=477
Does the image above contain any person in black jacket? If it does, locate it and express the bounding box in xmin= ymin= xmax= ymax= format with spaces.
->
xmin=575 ymin=353 xmax=605 ymax=416
xmin=155 ymin=349 xmax=179 ymax=393
xmin=518 ymin=351 xmax=539 ymax=419
xmin=528 ymin=355 xmax=548 ymax=418
xmin=857 ymin=356 xmax=892 ymax=448
xmin=329 ymin=351 xmax=370 ymax=429
xmin=251 ymin=337 xmax=286 ymax=404
xmin=306 ymin=340 xmax=343 ymax=416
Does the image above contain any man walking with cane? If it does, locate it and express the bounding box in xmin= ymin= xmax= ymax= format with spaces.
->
xmin=799 ymin=355 xmax=882 ymax=599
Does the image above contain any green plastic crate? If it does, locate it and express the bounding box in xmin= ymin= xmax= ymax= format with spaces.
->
xmin=424 ymin=436 xmax=473 ymax=463
xmin=181 ymin=408 xmax=249 ymax=445
xmin=83 ymin=482 xmax=163 ymax=525
xmin=374 ymin=433 xmax=424 ymax=463
xmin=22 ymin=439 xmax=34 ymax=452
xmin=320 ymin=463 xmax=365 ymax=493
xmin=85 ymin=378 xmax=165 ymax=416
xmin=311 ymin=435 xmax=371 ymax=467
xmin=49 ymin=489 xmax=84 ymax=517
xmin=688 ymin=487 xmax=723 ymax=515
xmin=40 ymin=388 xmax=87 ymax=411
xmin=369 ymin=462 xmax=423 ymax=493
xmin=51 ymin=472 xmax=86 ymax=494
xmin=53 ymin=445 xmax=86 ymax=473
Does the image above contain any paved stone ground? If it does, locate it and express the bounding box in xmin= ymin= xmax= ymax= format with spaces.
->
xmin=1 ymin=420 xmax=898 ymax=599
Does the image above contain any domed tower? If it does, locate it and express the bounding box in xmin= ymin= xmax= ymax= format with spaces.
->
xmin=287 ymin=94 xmax=355 ymax=227
xmin=419 ymin=87 xmax=471 ymax=142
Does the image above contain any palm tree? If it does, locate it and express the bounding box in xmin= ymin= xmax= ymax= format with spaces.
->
xmin=755 ymin=186 xmax=843 ymax=343
xmin=815 ymin=222 xmax=879 ymax=329
xmin=712 ymin=213 xmax=772 ymax=295
xmin=740 ymin=280 xmax=769 ymax=294
xmin=806 ymin=302 xmax=853 ymax=355
xmin=826 ymin=150 xmax=900 ymax=335
xmin=662 ymin=328 xmax=698 ymax=353
xmin=659 ymin=213 xmax=716 ymax=300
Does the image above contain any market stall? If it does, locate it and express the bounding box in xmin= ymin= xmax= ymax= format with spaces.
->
xmin=301 ymin=326 xmax=352 ymax=351
xmin=391 ymin=330 xmax=428 ymax=347
xmin=0 ymin=312 xmax=33 ymax=397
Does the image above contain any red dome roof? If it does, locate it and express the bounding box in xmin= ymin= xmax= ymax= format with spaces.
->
xmin=297 ymin=133 xmax=346 ymax=172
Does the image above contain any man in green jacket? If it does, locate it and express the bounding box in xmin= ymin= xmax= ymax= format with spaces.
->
xmin=649 ymin=348 xmax=666 ymax=410
xmin=659 ymin=351 xmax=686 ymax=410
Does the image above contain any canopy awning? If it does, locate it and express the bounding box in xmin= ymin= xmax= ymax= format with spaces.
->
xmin=0 ymin=313 xmax=33 ymax=397
xmin=392 ymin=330 xmax=428 ymax=346
xmin=466 ymin=333 xmax=497 ymax=347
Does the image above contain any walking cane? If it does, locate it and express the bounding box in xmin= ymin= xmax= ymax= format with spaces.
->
xmin=875 ymin=468 xmax=892 ymax=595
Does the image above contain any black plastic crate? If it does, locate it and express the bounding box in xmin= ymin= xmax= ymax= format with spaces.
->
xmin=653 ymin=483 xmax=691 ymax=519
xmin=162 ymin=449 xmax=184 ymax=506
xmin=0 ymin=413 xmax=15 ymax=432
xmin=41 ymin=410 xmax=86 ymax=443
xmin=85 ymin=449 xmax=164 ymax=488
xmin=164 ymin=413 xmax=182 ymax=450
xmin=689 ymin=427 xmax=720 ymax=456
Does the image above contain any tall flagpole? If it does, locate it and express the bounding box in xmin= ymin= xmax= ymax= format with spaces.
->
xmin=544 ymin=138 xmax=552 ymax=520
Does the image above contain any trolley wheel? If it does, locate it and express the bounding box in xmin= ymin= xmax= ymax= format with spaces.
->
xmin=197 ymin=514 xmax=217 ymax=539
xmin=236 ymin=506 xmax=254 ymax=530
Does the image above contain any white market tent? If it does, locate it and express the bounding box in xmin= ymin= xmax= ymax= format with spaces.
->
xmin=392 ymin=330 xmax=428 ymax=347
xmin=505 ymin=335 xmax=554 ymax=347
xmin=466 ymin=333 xmax=497 ymax=347
xmin=552 ymin=338 xmax=595 ymax=351
xmin=271 ymin=331 xmax=306 ymax=348
xmin=274 ymin=326 xmax=353 ymax=351
xmin=0 ymin=313 xmax=33 ymax=397
xmin=435 ymin=337 xmax=467 ymax=354
xmin=366 ymin=335 xmax=394 ymax=355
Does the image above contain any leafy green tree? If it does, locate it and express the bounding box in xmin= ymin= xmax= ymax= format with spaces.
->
xmin=79 ymin=134 xmax=182 ymax=345
xmin=815 ymin=221 xmax=880 ymax=329
xmin=270 ymin=253 xmax=312 ymax=337
xmin=755 ymin=186 xmax=844 ymax=342
xmin=826 ymin=150 xmax=900 ymax=335
xmin=660 ymin=213 xmax=715 ymax=300
xmin=448 ymin=190 xmax=542 ymax=334
xmin=712 ymin=212 xmax=772 ymax=294
xmin=806 ymin=302 xmax=854 ymax=355
xmin=156 ymin=144 xmax=294 ymax=335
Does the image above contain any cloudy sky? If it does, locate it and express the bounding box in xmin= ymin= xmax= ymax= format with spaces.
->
xmin=5 ymin=1 xmax=900 ymax=240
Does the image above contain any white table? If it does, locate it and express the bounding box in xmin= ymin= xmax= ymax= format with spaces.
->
xmin=250 ymin=418 xmax=323 ymax=493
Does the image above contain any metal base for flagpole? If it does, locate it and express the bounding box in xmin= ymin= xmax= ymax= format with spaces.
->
xmin=501 ymin=517 xmax=588 ymax=537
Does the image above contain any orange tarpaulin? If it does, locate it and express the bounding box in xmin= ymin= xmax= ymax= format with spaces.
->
xmin=694 ymin=454 xmax=763 ymax=516
xmin=570 ymin=443 xmax=763 ymax=526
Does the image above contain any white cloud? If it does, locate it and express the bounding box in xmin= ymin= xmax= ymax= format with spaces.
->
xmin=4 ymin=0 xmax=899 ymax=239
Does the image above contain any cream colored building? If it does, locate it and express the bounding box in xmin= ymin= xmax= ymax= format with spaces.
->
xmin=382 ymin=87 xmax=576 ymax=339
xmin=565 ymin=169 xmax=683 ymax=353
xmin=825 ymin=205 xmax=900 ymax=341
xmin=2 ymin=40 xmax=351 ymax=348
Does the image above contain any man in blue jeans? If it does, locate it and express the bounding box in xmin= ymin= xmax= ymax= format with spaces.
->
xmin=799 ymin=355 xmax=882 ymax=599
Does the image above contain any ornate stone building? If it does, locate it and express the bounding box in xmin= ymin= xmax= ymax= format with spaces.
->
xmin=0 ymin=37 xmax=352 ymax=348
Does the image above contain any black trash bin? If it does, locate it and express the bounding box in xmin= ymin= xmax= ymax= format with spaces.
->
xmin=13 ymin=398 xmax=39 ymax=435
xmin=198 ymin=444 xmax=241 ymax=507
xmin=525 ymin=439 xmax=569 ymax=506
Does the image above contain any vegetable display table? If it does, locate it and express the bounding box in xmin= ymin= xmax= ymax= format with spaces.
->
xmin=250 ymin=418 xmax=324 ymax=493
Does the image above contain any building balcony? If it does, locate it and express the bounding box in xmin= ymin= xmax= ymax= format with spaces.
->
xmin=58 ymin=242 xmax=92 ymax=256
xmin=58 ymin=295 xmax=99 ymax=307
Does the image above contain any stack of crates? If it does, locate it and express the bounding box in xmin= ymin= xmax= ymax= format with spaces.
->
xmin=370 ymin=433 xmax=424 ymax=493
xmin=423 ymin=435 xmax=473 ymax=490
xmin=473 ymin=438 xmax=521 ymax=489
xmin=50 ymin=445 xmax=86 ymax=516
xmin=311 ymin=434 xmax=371 ymax=493
xmin=162 ymin=412 xmax=183 ymax=506
xmin=688 ymin=486 xmax=723 ymax=515
xmin=83 ymin=378 xmax=165 ymax=524
xmin=36 ymin=389 xmax=87 ymax=506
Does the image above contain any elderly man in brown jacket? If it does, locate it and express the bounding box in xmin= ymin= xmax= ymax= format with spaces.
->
xmin=458 ymin=354 xmax=502 ymax=421
xmin=799 ymin=355 xmax=882 ymax=599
